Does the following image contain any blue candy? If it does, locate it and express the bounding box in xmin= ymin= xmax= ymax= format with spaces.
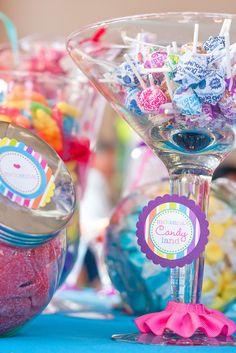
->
xmin=173 ymin=87 xmax=202 ymax=115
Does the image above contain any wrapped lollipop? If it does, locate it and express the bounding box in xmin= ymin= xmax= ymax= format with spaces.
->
xmin=138 ymin=74 xmax=168 ymax=114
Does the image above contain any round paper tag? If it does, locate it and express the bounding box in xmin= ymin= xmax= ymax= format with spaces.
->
xmin=0 ymin=137 xmax=55 ymax=209
xmin=136 ymin=194 xmax=209 ymax=268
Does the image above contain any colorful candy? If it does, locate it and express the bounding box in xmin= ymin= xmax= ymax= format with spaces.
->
xmin=173 ymin=87 xmax=202 ymax=116
xmin=125 ymin=88 xmax=144 ymax=117
xmin=0 ymin=84 xmax=90 ymax=163
xmin=194 ymin=69 xmax=226 ymax=105
xmin=0 ymin=233 xmax=64 ymax=335
xmin=138 ymin=86 xmax=167 ymax=113
xmin=92 ymin=19 xmax=236 ymax=126
xmin=116 ymin=61 xmax=143 ymax=87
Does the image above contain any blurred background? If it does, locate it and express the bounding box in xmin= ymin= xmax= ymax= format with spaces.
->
xmin=1 ymin=0 xmax=236 ymax=39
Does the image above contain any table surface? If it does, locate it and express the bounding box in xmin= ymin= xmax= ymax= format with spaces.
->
xmin=1 ymin=289 xmax=236 ymax=353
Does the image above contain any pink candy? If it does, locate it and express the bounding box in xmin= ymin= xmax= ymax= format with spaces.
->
xmin=150 ymin=51 xmax=168 ymax=68
xmin=0 ymin=237 xmax=63 ymax=335
xmin=138 ymin=87 xmax=167 ymax=113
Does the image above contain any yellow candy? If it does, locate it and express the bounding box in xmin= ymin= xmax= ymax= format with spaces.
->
xmin=0 ymin=115 xmax=11 ymax=123
xmin=33 ymin=109 xmax=52 ymax=131
xmin=208 ymin=223 xmax=225 ymax=238
xmin=205 ymin=242 xmax=224 ymax=263
xmin=222 ymin=284 xmax=236 ymax=301
xmin=3 ymin=101 xmax=29 ymax=110
xmin=7 ymin=91 xmax=48 ymax=106
xmin=211 ymin=296 xmax=227 ymax=311
xmin=202 ymin=278 xmax=215 ymax=292
xmin=57 ymin=102 xmax=80 ymax=118
xmin=222 ymin=270 xmax=236 ymax=284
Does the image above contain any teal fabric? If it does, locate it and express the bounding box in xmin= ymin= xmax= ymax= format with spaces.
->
xmin=0 ymin=290 xmax=235 ymax=353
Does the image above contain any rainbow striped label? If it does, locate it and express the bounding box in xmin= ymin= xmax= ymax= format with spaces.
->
xmin=0 ymin=138 xmax=55 ymax=209
xmin=136 ymin=194 xmax=209 ymax=268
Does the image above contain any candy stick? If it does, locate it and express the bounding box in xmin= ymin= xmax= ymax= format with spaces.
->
xmin=99 ymin=78 xmax=117 ymax=83
xmin=148 ymin=74 xmax=156 ymax=88
xmin=136 ymin=33 xmax=142 ymax=54
xmin=225 ymin=19 xmax=232 ymax=33
xmin=219 ymin=18 xmax=232 ymax=36
xmin=122 ymin=34 xmax=167 ymax=49
xmin=136 ymin=33 xmax=144 ymax=62
xmin=73 ymin=48 xmax=116 ymax=69
xmin=141 ymin=67 xmax=171 ymax=74
xmin=124 ymin=54 xmax=146 ymax=89
xmin=164 ymin=72 xmax=173 ymax=99
xmin=172 ymin=41 xmax=178 ymax=53
xmin=224 ymin=32 xmax=233 ymax=90
xmin=192 ymin=23 xmax=199 ymax=55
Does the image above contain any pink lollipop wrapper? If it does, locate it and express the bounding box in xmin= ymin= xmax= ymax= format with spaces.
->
xmin=138 ymin=87 xmax=167 ymax=113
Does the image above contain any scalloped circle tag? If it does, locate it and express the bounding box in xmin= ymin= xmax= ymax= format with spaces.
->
xmin=0 ymin=137 xmax=55 ymax=209
xmin=136 ymin=194 xmax=209 ymax=268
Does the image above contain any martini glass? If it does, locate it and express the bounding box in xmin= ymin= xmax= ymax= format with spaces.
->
xmin=67 ymin=13 xmax=236 ymax=346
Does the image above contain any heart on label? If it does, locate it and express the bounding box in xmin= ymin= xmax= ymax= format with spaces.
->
xmin=13 ymin=164 xmax=21 ymax=169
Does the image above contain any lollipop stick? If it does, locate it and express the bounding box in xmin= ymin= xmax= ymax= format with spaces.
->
xmin=124 ymin=54 xmax=146 ymax=89
xmin=219 ymin=18 xmax=232 ymax=36
xmin=122 ymin=34 xmax=167 ymax=49
xmin=136 ymin=33 xmax=142 ymax=55
xmin=164 ymin=72 xmax=173 ymax=99
xmin=172 ymin=41 xmax=178 ymax=53
xmin=148 ymin=74 xmax=155 ymax=87
xmin=225 ymin=32 xmax=233 ymax=90
xmin=142 ymin=67 xmax=171 ymax=74
xmin=192 ymin=23 xmax=199 ymax=55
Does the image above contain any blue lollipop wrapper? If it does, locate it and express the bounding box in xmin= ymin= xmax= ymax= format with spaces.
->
xmin=116 ymin=60 xmax=143 ymax=87
xmin=173 ymin=86 xmax=202 ymax=115
xmin=174 ymin=52 xmax=208 ymax=87
xmin=125 ymin=87 xmax=144 ymax=117
xmin=195 ymin=69 xmax=226 ymax=105
xmin=203 ymin=36 xmax=225 ymax=53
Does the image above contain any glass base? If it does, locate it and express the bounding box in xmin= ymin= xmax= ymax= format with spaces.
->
xmin=112 ymin=331 xmax=236 ymax=346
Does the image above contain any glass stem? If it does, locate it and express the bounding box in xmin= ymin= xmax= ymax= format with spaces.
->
xmin=169 ymin=173 xmax=211 ymax=303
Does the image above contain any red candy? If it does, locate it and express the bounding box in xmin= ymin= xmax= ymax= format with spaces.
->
xmin=138 ymin=87 xmax=167 ymax=113
xmin=0 ymin=236 xmax=63 ymax=335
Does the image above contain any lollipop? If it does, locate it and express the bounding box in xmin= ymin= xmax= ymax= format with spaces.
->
xmin=138 ymin=75 xmax=167 ymax=113
xmin=174 ymin=53 xmax=208 ymax=87
xmin=194 ymin=69 xmax=226 ymax=105
xmin=116 ymin=59 xmax=143 ymax=87
xmin=173 ymin=86 xmax=202 ymax=116
xmin=125 ymin=87 xmax=144 ymax=117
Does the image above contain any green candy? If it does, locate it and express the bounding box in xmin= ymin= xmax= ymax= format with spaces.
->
xmin=30 ymin=102 xmax=51 ymax=115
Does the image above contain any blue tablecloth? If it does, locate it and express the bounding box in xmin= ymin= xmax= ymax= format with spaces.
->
xmin=1 ymin=290 xmax=235 ymax=353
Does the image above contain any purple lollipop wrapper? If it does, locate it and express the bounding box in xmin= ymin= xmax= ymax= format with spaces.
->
xmin=202 ymin=103 xmax=214 ymax=121
xmin=218 ymin=90 xmax=236 ymax=120
xmin=150 ymin=51 xmax=167 ymax=68
xmin=173 ymin=86 xmax=202 ymax=116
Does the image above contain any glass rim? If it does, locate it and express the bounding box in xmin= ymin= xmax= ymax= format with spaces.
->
xmin=67 ymin=11 xmax=236 ymax=45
